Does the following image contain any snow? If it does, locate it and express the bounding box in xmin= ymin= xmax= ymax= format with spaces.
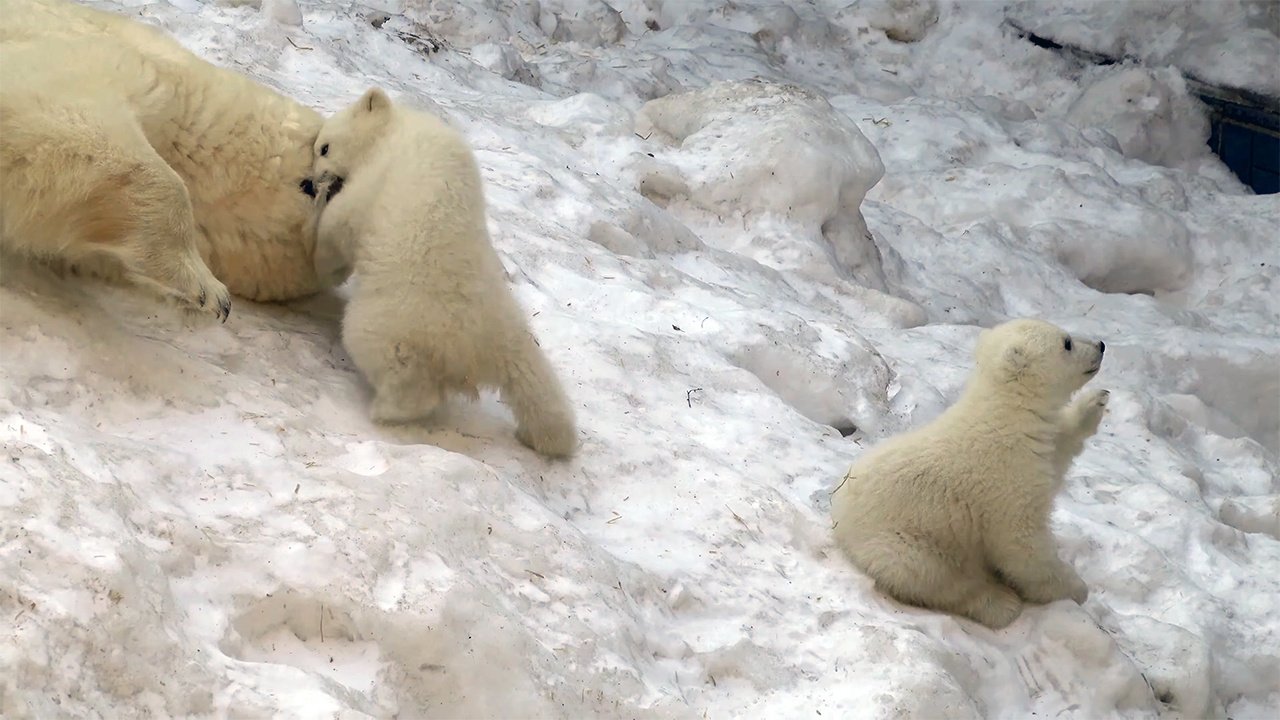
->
xmin=1064 ymin=66 xmax=1214 ymax=171
xmin=634 ymin=79 xmax=893 ymax=291
xmin=2 ymin=0 xmax=1278 ymax=718
xmin=1006 ymin=0 xmax=1280 ymax=98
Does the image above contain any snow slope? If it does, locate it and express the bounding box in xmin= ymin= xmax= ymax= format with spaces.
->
xmin=2 ymin=0 xmax=1278 ymax=718
xmin=1006 ymin=0 xmax=1280 ymax=98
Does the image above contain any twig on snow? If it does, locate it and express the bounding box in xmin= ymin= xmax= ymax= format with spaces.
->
xmin=686 ymin=387 xmax=703 ymax=407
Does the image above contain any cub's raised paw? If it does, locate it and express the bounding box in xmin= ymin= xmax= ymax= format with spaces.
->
xmin=1071 ymin=388 xmax=1110 ymax=436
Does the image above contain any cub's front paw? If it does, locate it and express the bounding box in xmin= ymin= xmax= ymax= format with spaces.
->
xmin=1071 ymin=388 xmax=1110 ymax=437
xmin=1084 ymin=388 xmax=1110 ymax=408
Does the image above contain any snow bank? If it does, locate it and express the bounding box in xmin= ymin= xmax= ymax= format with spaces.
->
xmin=2 ymin=0 xmax=1278 ymax=718
xmin=863 ymin=0 xmax=940 ymax=43
xmin=634 ymin=79 xmax=888 ymax=287
xmin=1007 ymin=0 xmax=1280 ymax=98
xmin=1064 ymin=65 xmax=1214 ymax=170
xmin=366 ymin=0 xmax=625 ymax=52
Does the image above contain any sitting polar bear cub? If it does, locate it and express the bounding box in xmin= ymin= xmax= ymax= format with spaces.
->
xmin=309 ymin=88 xmax=578 ymax=458
xmin=832 ymin=318 xmax=1108 ymax=628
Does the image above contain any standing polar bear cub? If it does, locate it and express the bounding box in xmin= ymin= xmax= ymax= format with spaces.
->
xmin=310 ymin=88 xmax=578 ymax=458
xmin=832 ymin=318 xmax=1108 ymax=628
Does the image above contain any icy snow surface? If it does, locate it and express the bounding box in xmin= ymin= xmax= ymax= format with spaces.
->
xmin=1006 ymin=0 xmax=1280 ymax=98
xmin=2 ymin=0 xmax=1279 ymax=718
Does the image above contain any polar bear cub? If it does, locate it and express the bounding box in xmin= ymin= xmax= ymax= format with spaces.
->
xmin=309 ymin=88 xmax=578 ymax=458
xmin=832 ymin=318 xmax=1108 ymax=628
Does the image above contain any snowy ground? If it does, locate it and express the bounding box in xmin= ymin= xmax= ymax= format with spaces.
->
xmin=1006 ymin=0 xmax=1280 ymax=98
xmin=2 ymin=0 xmax=1279 ymax=718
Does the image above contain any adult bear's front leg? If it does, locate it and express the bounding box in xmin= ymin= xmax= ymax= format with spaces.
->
xmin=0 ymin=98 xmax=232 ymax=321
xmin=101 ymin=113 xmax=233 ymax=321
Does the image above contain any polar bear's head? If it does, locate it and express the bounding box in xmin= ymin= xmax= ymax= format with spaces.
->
xmin=312 ymin=87 xmax=396 ymax=190
xmin=974 ymin=318 xmax=1105 ymax=405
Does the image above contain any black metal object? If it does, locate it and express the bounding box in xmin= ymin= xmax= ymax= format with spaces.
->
xmin=1006 ymin=20 xmax=1280 ymax=194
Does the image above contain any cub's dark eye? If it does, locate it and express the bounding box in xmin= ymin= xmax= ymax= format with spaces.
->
xmin=319 ymin=143 xmax=329 ymax=156
xmin=1063 ymin=338 xmax=1073 ymax=352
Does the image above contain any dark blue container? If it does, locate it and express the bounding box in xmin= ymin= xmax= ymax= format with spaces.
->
xmin=1202 ymin=90 xmax=1279 ymax=195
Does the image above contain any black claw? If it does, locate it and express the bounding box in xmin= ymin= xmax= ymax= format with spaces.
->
xmin=198 ymin=289 xmax=207 ymax=307
xmin=220 ymin=298 xmax=232 ymax=323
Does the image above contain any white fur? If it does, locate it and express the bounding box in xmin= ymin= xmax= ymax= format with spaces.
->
xmin=0 ymin=0 xmax=331 ymax=315
xmin=831 ymin=318 xmax=1108 ymax=628
xmin=311 ymin=88 xmax=578 ymax=458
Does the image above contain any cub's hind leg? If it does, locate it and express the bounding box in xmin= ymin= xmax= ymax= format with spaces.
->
xmin=341 ymin=301 xmax=443 ymax=424
xmin=368 ymin=360 xmax=444 ymax=425
xmin=845 ymin=532 xmax=1024 ymax=628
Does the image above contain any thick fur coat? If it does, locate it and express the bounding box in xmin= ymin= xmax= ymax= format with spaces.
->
xmin=310 ymin=88 xmax=578 ymax=458
xmin=832 ymin=318 xmax=1109 ymax=628
xmin=0 ymin=0 xmax=330 ymax=314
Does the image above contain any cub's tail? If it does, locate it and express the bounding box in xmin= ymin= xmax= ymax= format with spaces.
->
xmin=500 ymin=333 xmax=578 ymax=458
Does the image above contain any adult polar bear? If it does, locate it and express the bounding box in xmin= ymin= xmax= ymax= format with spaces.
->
xmin=832 ymin=318 xmax=1108 ymax=628
xmin=0 ymin=0 xmax=333 ymax=316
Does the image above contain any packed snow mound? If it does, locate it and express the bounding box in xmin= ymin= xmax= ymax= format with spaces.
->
xmin=853 ymin=93 xmax=1197 ymax=297
xmin=635 ymin=79 xmax=888 ymax=287
xmin=647 ymin=1 xmax=821 ymax=46
xmin=1064 ymin=65 xmax=1213 ymax=171
xmin=1006 ymin=0 xmax=1280 ymax=98
xmin=537 ymin=0 xmax=627 ymax=46
xmin=3 ymin=1 xmax=1280 ymax=719
xmin=878 ymin=161 xmax=1195 ymax=297
xmin=862 ymin=0 xmax=940 ymax=43
xmin=368 ymin=0 xmax=625 ymax=50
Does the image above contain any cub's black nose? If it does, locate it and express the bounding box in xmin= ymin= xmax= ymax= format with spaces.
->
xmin=299 ymin=178 xmax=317 ymax=198
xmin=1098 ymin=340 xmax=1106 ymax=354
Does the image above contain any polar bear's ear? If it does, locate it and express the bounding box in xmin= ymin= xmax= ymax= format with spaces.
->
xmin=1002 ymin=345 xmax=1030 ymax=377
xmin=359 ymin=87 xmax=392 ymax=114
